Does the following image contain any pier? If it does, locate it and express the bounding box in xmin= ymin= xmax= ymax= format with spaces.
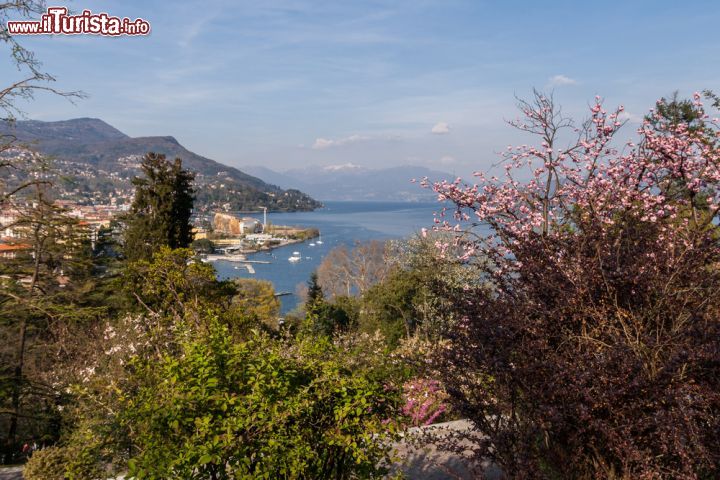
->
xmin=203 ymin=254 xmax=271 ymax=264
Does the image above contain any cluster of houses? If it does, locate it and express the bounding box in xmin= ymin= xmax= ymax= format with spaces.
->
xmin=1 ymin=203 xmax=293 ymax=261
xmin=0 ymin=201 xmax=123 ymax=259
xmin=0 ymin=207 xmax=29 ymax=259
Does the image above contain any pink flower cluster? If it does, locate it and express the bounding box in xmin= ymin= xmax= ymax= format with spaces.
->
xmin=401 ymin=378 xmax=448 ymax=427
xmin=426 ymin=93 xmax=720 ymax=271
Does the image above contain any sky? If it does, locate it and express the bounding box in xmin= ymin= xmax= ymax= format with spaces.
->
xmin=6 ymin=0 xmax=720 ymax=178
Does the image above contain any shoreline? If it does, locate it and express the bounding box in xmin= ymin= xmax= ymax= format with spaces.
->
xmin=204 ymin=234 xmax=313 ymax=260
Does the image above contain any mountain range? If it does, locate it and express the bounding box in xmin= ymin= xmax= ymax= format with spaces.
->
xmin=1 ymin=117 xmax=453 ymax=207
xmin=241 ymin=163 xmax=453 ymax=202
xmin=0 ymin=118 xmax=321 ymax=212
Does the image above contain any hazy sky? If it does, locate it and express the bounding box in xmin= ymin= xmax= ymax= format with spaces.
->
xmin=7 ymin=0 xmax=720 ymax=178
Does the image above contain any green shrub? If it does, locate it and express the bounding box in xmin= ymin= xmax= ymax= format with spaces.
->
xmin=120 ymin=320 xmax=403 ymax=479
xmin=24 ymin=426 xmax=106 ymax=480
xmin=24 ymin=446 xmax=67 ymax=480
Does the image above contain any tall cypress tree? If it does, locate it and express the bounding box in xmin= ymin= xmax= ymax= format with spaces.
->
xmin=123 ymin=153 xmax=195 ymax=261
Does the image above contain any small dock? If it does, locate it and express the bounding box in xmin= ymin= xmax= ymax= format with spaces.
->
xmin=204 ymin=254 xmax=247 ymax=262
xmin=234 ymin=264 xmax=255 ymax=274
xmin=203 ymin=255 xmax=271 ymax=265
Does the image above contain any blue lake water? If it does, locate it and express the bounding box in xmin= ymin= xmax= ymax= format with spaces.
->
xmin=212 ymin=201 xmax=439 ymax=314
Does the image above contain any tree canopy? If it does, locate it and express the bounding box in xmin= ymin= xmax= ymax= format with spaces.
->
xmin=123 ymin=152 xmax=195 ymax=261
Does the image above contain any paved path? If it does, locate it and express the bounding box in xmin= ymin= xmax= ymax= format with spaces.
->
xmin=0 ymin=467 xmax=22 ymax=480
xmin=392 ymin=419 xmax=502 ymax=479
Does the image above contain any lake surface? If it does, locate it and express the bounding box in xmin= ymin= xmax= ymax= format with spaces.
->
xmin=213 ymin=201 xmax=439 ymax=314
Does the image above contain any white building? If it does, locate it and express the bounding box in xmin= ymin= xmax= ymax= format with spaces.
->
xmin=238 ymin=217 xmax=262 ymax=234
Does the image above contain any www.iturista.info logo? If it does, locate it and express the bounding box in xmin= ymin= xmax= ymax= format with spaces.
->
xmin=7 ymin=6 xmax=150 ymax=36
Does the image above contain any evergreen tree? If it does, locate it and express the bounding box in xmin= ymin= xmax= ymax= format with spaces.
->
xmin=123 ymin=153 xmax=195 ymax=261
xmin=303 ymin=272 xmax=352 ymax=337
xmin=645 ymin=93 xmax=715 ymax=220
xmin=0 ymin=161 xmax=105 ymax=459
xmin=306 ymin=272 xmax=324 ymax=312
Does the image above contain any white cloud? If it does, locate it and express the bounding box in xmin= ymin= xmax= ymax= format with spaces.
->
xmin=548 ymin=74 xmax=578 ymax=87
xmin=312 ymin=138 xmax=335 ymax=149
xmin=310 ymin=133 xmax=406 ymax=150
xmin=439 ymin=155 xmax=456 ymax=165
xmin=431 ymin=122 xmax=450 ymax=135
xmin=617 ymin=111 xmax=643 ymax=123
xmin=323 ymin=163 xmax=363 ymax=171
xmin=312 ymin=134 xmax=370 ymax=150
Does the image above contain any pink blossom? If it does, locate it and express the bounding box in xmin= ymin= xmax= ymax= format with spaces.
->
xmin=421 ymin=93 xmax=720 ymax=278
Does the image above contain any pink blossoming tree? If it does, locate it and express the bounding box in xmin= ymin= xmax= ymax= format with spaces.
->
xmin=425 ymin=91 xmax=720 ymax=478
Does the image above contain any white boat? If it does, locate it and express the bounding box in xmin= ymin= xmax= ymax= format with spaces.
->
xmin=288 ymin=255 xmax=301 ymax=263
xmin=309 ymin=243 xmax=315 ymax=247
xmin=293 ymin=251 xmax=300 ymax=255
xmin=316 ymin=233 xmax=323 ymax=245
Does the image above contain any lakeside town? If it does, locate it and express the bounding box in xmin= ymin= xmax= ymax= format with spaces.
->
xmin=1 ymin=201 xmax=319 ymax=264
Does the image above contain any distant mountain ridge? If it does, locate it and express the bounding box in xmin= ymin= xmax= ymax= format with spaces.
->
xmin=242 ymin=164 xmax=454 ymax=202
xmin=1 ymin=118 xmax=321 ymax=212
xmin=6 ymin=118 xmax=128 ymax=144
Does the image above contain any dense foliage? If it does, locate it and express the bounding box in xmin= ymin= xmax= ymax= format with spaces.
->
xmin=0 ymin=154 xmax=112 ymax=461
xmin=230 ymin=278 xmax=281 ymax=328
xmin=22 ymin=247 xmax=408 ymax=480
xmin=121 ymin=322 xmax=402 ymax=480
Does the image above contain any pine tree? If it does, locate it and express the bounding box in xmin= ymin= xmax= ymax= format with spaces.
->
xmin=123 ymin=153 xmax=195 ymax=261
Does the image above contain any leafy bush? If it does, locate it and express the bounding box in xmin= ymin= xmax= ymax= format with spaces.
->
xmin=24 ymin=439 xmax=104 ymax=480
xmin=24 ymin=447 xmax=67 ymax=480
xmin=119 ymin=320 xmax=403 ymax=479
